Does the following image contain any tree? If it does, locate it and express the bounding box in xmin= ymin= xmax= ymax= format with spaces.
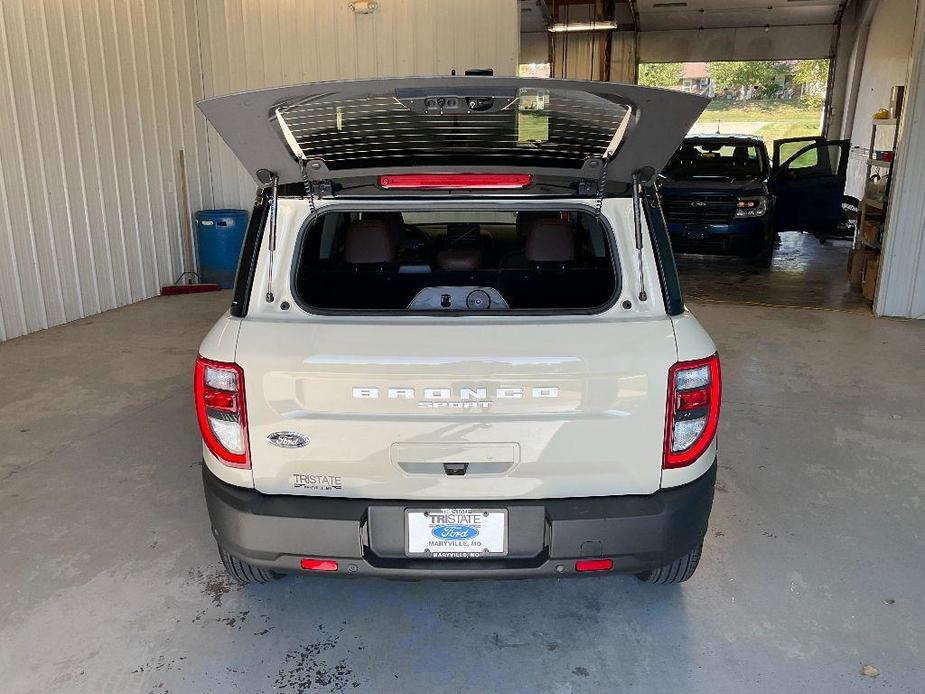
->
xmin=791 ymin=59 xmax=830 ymax=107
xmin=710 ymin=61 xmax=788 ymax=98
xmin=637 ymin=62 xmax=684 ymax=89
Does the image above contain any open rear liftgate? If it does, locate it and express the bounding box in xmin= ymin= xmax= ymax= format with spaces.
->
xmin=200 ymin=78 xmax=709 ymax=306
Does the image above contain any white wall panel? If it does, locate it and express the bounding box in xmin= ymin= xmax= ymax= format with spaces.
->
xmin=876 ymin=0 xmax=925 ymax=318
xmin=0 ymin=0 xmax=212 ymax=341
xmin=196 ymin=0 xmax=521 ymax=209
xmin=848 ymin=0 xmax=916 ymax=150
xmin=0 ymin=0 xmax=518 ymax=341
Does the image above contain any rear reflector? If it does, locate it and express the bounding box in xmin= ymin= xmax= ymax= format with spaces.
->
xmin=676 ymin=388 xmax=709 ymax=411
xmin=575 ymin=558 xmax=614 ymax=573
xmin=300 ymin=558 xmax=338 ymax=572
xmin=202 ymin=389 xmax=237 ymax=412
xmin=378 ymin=173 xmax=533 ymax=190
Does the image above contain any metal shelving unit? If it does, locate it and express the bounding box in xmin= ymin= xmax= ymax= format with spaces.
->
xmin=855 ymin=118 xmax=900 ymax=250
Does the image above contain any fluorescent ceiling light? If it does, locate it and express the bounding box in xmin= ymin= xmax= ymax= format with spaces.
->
xmin=548 ymin=21 xmax=619 ymax=32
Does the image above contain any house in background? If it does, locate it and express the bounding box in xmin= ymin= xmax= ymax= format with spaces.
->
xmin=680 ymin=62 xmax=714 ymax=96
xmin=677 ymin=61 xmax=805 ymax=100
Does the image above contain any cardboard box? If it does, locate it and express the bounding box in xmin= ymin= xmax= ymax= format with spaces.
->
xmin=861 ymin=220 xmax=882 ymax=248
xmin=862 ymin=256 xmax=880 ymax=300
xmin=848 ymin=249 xmax=877 ymax=285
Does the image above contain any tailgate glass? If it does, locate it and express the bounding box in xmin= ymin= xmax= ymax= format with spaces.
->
xmin=273 ymin=86 xmax=631 ymax=172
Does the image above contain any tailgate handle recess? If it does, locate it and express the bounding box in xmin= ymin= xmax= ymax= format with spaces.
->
xmin=443 ymin=463 xmax=469 ymax=476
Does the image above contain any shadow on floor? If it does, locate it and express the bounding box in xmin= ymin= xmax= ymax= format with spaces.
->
xmin=676 ymin=231 xmax=870 ymax=313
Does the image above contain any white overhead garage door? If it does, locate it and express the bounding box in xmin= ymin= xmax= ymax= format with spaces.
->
xmin=639 ymin=25 xmax=836 ymax=62
xmin=636 ymin=0 xmax=840 ymax=62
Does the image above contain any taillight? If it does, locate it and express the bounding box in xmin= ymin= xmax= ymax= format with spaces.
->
xmin=378 ymin=173 xmax=533 ymax=189
xmin=664 ymin=354 xmax=721 ymax=469
xmin=195 ymin=356 xmax=249 ymax=468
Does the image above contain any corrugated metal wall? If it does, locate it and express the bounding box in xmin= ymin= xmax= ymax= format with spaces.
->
xmin=0 ymin=0 xmax=519 ymax=341
xmin=0 ymin=0 xmax=212 ymax=342
xmin=196 ymin=0 xmax=520 ymax=209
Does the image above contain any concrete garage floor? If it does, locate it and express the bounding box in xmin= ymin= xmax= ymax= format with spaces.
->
xmin=2 ymin=291 xmax=924 ymax=693
xmin=677 ymin=231 xmax=870 ymax=312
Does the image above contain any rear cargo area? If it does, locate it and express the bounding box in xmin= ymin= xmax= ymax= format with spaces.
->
xmin=293 ymin=209 xmax=617 ymax=312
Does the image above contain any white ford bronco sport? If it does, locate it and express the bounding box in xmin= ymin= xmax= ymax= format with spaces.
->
xmin=195 ymin=77 xmax=719 ymax=584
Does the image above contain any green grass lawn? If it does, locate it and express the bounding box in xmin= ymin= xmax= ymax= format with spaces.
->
xmin=701 ymin=98 xmax=821 ymax=122
xmin=698 ymin=98 xmax=823 ymax=145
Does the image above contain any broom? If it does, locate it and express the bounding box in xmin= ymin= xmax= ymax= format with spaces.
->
xmin=161 ymin=149 xmax=220 ymax=296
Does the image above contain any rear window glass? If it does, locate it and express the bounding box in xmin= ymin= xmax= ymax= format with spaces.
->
xmin=663 ymin=141 xmax=767 ymax=180
xmin=293 ymin=209 xmax=618 ymax=313
xmin=273 ymin=87 xmax=631 ymax=172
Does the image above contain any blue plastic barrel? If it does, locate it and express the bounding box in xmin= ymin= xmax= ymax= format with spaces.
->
xmin=195 ymin=209 xmax=248 ymax=288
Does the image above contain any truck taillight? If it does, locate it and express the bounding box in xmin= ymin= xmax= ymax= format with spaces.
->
xmin=195 ymin=356 xmax=249 ymax=468
xmin=664 ymin=354 xmax=721 ymax=469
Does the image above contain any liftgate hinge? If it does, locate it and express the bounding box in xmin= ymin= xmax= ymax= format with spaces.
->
xmin=300 ymin=161 xmax=332 ymax=215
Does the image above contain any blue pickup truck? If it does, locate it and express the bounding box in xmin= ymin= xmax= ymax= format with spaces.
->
xmin=657 ymin=134 xmax=851 ymax=267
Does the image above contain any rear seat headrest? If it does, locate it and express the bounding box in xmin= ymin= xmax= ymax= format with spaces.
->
xmin=516 ymin=212 xmax=558 ymax=238
xmin=525 ymin=220 xmax=575 ymax=262
xmin=363 ymin=212 xmax=404 ymax=228
xmin=343 ymin=219 xmax=397 ymax=264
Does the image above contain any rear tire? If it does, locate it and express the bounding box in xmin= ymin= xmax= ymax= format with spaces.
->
xmin=636 ymin=542 xmax=703 ymax=584
xmin=218 ymin=545 xmax=282 ymax=584
xmin=838 ymin=195 xmax=860 ymax=238
xmin=750 ymin=240 xmax=774 ymax=268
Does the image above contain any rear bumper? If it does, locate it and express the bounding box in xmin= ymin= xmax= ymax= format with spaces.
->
xmin=202 ymin=462 xmax=716 ymax=580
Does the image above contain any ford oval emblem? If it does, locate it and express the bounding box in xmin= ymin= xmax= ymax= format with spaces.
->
xmin=431 ymin=524 xmax=479 ymax=540
xmin=267 ymin=431 xmax=309 ymax=448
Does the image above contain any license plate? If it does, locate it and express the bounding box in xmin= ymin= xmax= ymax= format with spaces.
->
xmin=683 ymin=224 xmax=710 ymax=239
xmin=406 ymin=508 xmax=507 ymax=558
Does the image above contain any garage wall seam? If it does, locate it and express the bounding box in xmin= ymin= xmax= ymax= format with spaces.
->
xmin=192 ymin=0 xmax=215 ymax=212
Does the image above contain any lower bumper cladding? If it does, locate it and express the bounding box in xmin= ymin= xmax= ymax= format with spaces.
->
xmin=202 ymin=462 xmax=716 ymax=580
xmin=667 ymin=219 xmax=770 ymax=256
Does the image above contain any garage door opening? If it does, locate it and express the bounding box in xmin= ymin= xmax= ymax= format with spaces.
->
xmin=639 ymin=59 xmax=829 ymax=145
xmin=639 ymin=59 xmax=867 ymax=312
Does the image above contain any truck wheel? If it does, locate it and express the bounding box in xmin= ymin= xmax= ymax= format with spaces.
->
xmin=218 ymin=545 xmax=282 ymax=584
xmin=636 ymin=542 xmax=703 ymax=584
xmin=750 ymin=240 xmax=773 ymax=268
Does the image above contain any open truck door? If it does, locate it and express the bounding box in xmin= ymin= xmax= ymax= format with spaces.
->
xmin=770 ymin=136 xmax=850 ymax=236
